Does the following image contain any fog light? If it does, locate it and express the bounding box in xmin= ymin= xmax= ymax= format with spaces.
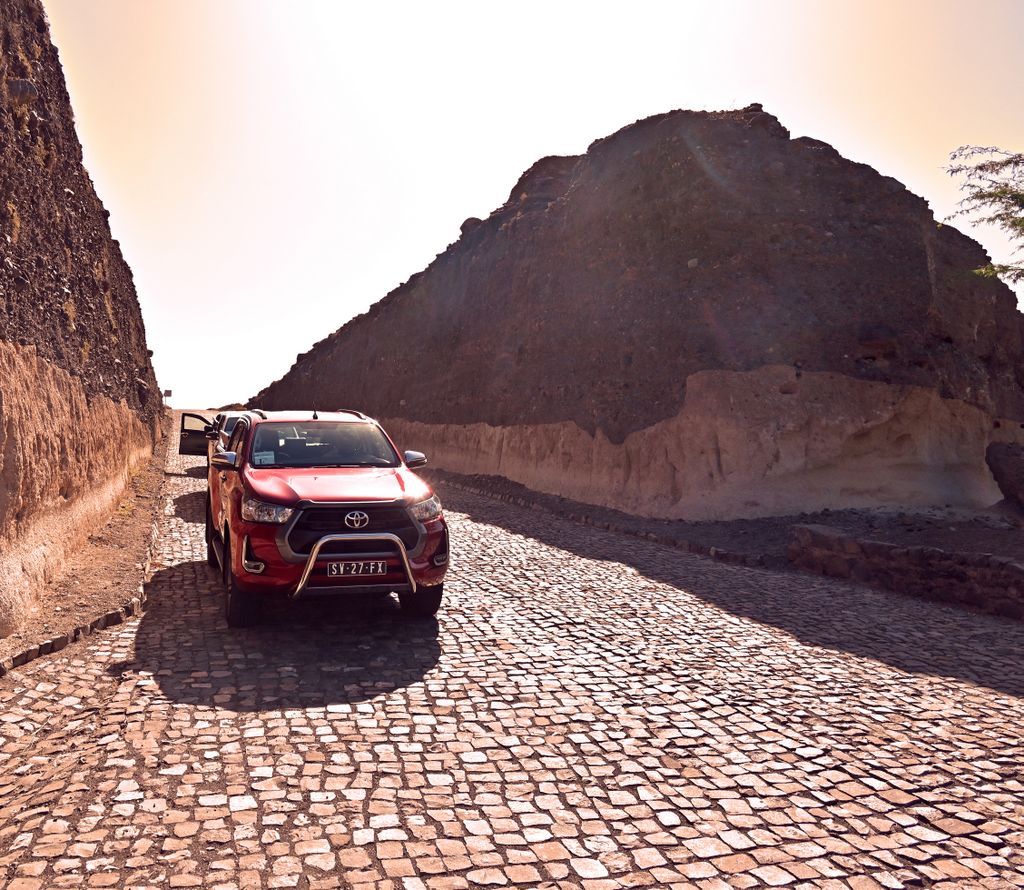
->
xmin=242 ymin=536 xmax=266 ymax=574
xmin=432 ymin=553 xmax=449 ymax=567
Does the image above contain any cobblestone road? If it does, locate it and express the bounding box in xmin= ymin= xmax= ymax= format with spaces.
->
xmin=1 ymin=438 xmax=1024 ymax=890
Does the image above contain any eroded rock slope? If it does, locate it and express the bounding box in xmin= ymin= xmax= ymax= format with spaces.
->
xmin=1 ymin=0 xmax=160 ymax=634
xmin=254 ymin=106 xmax=1024 ymax=519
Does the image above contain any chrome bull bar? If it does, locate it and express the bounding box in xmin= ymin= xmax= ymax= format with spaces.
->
xmin=291 ymin=533 xmax=417 ymax=599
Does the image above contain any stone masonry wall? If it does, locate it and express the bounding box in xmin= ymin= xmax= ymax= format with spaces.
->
xmin=787 ymin=523 xmax=1024 ymax=619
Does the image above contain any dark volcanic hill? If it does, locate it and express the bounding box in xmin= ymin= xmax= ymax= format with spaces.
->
xmin=254 ymin=106 xmax=1024 ymax=520
xmin=1 ymin=0 xmax=160 ymax=633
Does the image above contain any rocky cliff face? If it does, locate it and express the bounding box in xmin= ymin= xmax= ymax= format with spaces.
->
xmin=254 ymin=105 xmax=1024 ymax=520
xmin=0 ymin=0 xmax=160 ymax=634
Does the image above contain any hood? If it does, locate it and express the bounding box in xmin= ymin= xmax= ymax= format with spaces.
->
xmin=243 ymin=466 xmax=431 ymax=505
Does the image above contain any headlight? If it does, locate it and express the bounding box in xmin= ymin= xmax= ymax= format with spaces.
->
xmin=241 ymin=494 xmax=294 ymax=524
xmin=408 ymin=494 xmax=442 ymax=523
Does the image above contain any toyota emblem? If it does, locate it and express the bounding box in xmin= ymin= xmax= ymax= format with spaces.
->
xmin=344 ymin=510 xmax=370 ymax=529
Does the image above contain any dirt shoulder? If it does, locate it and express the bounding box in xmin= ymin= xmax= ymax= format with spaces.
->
xmin=423 ymin=469 xmax=1024 ymax=568
xmin=0 ymin=412 xmax=170 ymax=667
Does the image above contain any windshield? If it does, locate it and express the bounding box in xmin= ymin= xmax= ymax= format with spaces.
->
xmin=249 ymin=421 xmax=400 ymax=469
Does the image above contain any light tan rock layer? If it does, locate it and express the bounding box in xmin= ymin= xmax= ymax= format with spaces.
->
xmin=0 ymin=341 xmax=155 ymax=636
xmin=385 ymin=365 xmax=1024 ymax=521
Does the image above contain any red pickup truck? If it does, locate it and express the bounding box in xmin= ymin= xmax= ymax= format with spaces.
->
xmin=182 ymin=409 xmax=448 ymax=626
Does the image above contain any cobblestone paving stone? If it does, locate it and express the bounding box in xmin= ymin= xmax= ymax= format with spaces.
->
xmin=1 ymin=437 xmax=1023 ymax=889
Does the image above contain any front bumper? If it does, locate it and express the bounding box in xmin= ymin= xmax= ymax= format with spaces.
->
xmin=293 ymin=532 xmax=415 ymax=598
xmin=234 ymin=517 xmax=448 ymax=597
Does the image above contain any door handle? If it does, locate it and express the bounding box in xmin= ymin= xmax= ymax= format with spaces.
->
xmin=219 ymin=473 xmax=227 ymax=481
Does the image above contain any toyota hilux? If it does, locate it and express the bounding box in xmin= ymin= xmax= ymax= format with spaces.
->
xmin=205 ymin=410 xmax=449 ymax=626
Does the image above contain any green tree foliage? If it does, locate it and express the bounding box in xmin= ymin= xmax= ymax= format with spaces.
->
xmin=947 ymin=146 xmax=1024 ymax=284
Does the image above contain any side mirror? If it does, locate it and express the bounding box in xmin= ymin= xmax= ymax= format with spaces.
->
xmin=205 ymin=430 xmax=218 ymax=440
xmin=211 ymin=451 xmax=238 ymax=470
xmin=404 ymin=450 xmax=427 ymax=469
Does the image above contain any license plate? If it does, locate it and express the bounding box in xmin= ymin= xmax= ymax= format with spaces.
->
xmin=327 ymin=561 xmax=388 ymax=577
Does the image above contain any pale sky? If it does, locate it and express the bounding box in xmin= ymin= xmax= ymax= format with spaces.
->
xmin=45 ymin=0 xmax=1024 ymax=409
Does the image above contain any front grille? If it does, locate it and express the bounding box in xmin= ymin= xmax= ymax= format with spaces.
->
xmin=286 ymin=504 xmax=419 ymax=555
xmin=316 ymin=539 xmax=399 ymax=556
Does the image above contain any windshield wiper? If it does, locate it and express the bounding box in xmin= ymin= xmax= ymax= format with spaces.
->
xmin=315 ymin=463 xmax=396 ymax=468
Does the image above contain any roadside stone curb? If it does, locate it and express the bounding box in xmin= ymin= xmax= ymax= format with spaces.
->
xmin=0 ymin=587 xmax=151 ymax=680
xmin=0 ymin=423 xmax=169 ymax=680
xmin=0 ymin=590 xmax=150 ymax=672
xmin=434 ymin=475 xmax=768 ymax=570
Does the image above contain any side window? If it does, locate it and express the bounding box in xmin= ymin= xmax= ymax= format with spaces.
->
xmin=227 ymin=422 xmax=248 ymax=456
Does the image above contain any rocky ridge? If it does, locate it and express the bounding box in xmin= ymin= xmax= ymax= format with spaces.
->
xmin=0 ymin=0 xmax=160 ymax=634
xmin=1 ymin=0 xmax=158 ymax=414
xmin=254 ymin=106 xmax=1024 ymax=520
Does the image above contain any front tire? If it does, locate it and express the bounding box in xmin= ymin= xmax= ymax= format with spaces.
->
xmin=399 ymin=583 xmax=444 ymax=617
xmin=223 ymin=537 xmax=259 ymax=627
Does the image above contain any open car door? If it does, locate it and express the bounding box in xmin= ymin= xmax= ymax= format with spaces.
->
xmin=178 ymin=412 xmax=212 ymax=456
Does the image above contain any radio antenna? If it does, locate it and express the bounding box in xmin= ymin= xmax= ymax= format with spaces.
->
xmin=312 ymin=404 xmax=319 ymax=420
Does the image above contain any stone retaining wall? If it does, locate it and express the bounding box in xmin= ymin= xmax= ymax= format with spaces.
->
xmin=787 ymin=523 xmax=1024 ymax=618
